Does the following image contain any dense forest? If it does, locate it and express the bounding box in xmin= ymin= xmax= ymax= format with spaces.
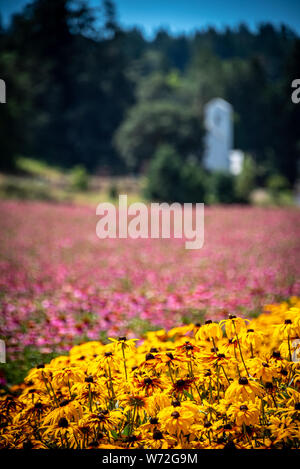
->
xmin=0 ymin=0 xmax=299 ymax=187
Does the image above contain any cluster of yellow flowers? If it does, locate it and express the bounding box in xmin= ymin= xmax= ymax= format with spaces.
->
xmin=1 ymin=297 xmax=300 ymax=449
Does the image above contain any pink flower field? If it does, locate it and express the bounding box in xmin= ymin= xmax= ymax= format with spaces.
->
xmin=0 ymin=200 xmax=299 ymax=360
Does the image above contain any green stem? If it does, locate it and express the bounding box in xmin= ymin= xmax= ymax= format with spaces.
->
xmin=233 ymin=322 xmax=249 ymax=377
xmin=122 ymin=344 xmax=128 ymax=381
xmin=221 ymin=364 xmax=230 ymax=385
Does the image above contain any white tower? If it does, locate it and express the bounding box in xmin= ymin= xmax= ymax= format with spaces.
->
xmin=203 ymin=98 xmax=233 ymax=172
xmin=229 ymin=149 xmax=244 ymax=175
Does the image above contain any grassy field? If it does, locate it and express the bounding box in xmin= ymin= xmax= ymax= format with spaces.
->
xmin=0 ymin=157 xmax=144 ymax=206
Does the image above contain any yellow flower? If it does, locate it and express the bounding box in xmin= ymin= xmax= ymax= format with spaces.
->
xmin=140 ymin=429 xmax=177 ymax=449
xmin=158 ymin=406 xmax=195 ymax=435
xmin=43 ymin=399 xmax=83 ymax=425
xmin=220 ymin=316 xmax=248 ymax=339
xmin=52 ymin=366 xmax=85 ymax=388
xmin=134 ymin=375 xmax=166 ymax=396
xmin=25 ymin=364 xmax=53 ymax=385
xmin=195 ymin=320 xmax=223 ymax=342
xmin=225 ymin=377 xmax=264 ymax=402
xmin=274 ymin=318 xmax=299 ymax=341
xmin=108 ymin=336 xmax=138 ymax=352
xmin=227 ymin=401 xmax=260 ymax=426
xmin=42 ymin=417 xmax=82 ymax=448
xmin=247 ymin=358 xmax=280 ymax=382
xmin=240 ymin=328 xmax=264 ymax=352
xmin=269 ymin=415 xmax=299 ymax=443
xmin=120 ymin=393 xmax=149 ymax=421
xmin=80 ymin=409 xmax=124 ymax=432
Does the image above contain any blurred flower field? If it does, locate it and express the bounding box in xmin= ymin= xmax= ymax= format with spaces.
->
xmin=0 ymin=201 xmax=299 ymax=384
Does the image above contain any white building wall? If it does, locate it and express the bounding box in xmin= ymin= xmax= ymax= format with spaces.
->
xmin=203 ymin=98 xmax=233 ymax=172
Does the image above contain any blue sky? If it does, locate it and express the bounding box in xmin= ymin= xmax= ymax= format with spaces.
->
xmin=1 ymin=0 xmax=300 ymax=36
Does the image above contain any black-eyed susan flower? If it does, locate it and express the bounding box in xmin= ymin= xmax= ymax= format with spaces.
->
xmin=195 ymin=320 xmax=223 ymax=342
xmin=80 ymin=409 xmax=124 ymax=433
xmin=108 ymin=337 xmax=138 ymax=352
xmin=134 ymin=375 xmax=166 ymax=396
xmin=43 ymin=417 xmax=82 ymax=448
xmin=52 ymin=366 xmax=85 ymax=389
xmin=227 ymin=401 xmax=260 ymax=426
xmin=220 ymin=316 xmax=248 ymax=339
xmin=240 ymin=328 xmax=264 ymax=356
xmin=43 ymin=399 xmax=83 ymax=425
xmin=268 ymin=415 xmax=299 ymax=443
xmin=225 ymin=377 xmax=264 ymax=402
xmin=158 ymin=405 xmax=195 ymax=435
xmin=120 ymin=393 xmax=149 ymax=421
xmin=140 ymin=429 xmax=177 ymax=449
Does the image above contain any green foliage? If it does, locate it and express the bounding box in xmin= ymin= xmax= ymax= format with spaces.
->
xmin=16 ymin=156 xmax=63 ymax=181
xmin=208 ymin=171 xmax=237 ymax=204
xmin=108 ymin=183 xmax=118 ymax=200
xmin=267 ymin=174 xmax=290 ymax=194
xmin=0 ymin=177 xmax=55 ymax=201
xmin=144 ymin=144 xmax=207 ymax=203
xmin=235 ymin=155 xmax=256 ymax=202
xmin=0 ymin=348 xmax=64 ymax=386
xmin=0 ymin=52 xmax=33 ymax=171
xmin=69 ymin=165 xmax=89 ymax=191
xmin=115 ymin=101 xmax=203 ymax=172
xmin=266 ymin=174 xmax=292 ymax=205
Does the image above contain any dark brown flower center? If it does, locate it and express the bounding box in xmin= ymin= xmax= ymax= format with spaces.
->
xmin=97 ymin=410 xmax=109 ymax=420
xmin=145 ymin=353 xmax=155 ymax=361
xmin=185 ymin=344 xmax=194 ymax=351
xmin=171 ymin=400 xmax=181 ymax=407
xmin=171 ymin=411 xmax=180 ymax=419
xmin=223 ymin=423 xmax=233 ymax=430
xmin=240 ymin=405 xmax=248 ymax=411
xmin=176 ymin=379 xmax=186 ymax=387
xmin=150 ymin=417 xmax=158 ymax=424
xmin=58 ymin=417 xmax=69 ymax=428
xmin=23 ymin=440 xmax=33 ymax=450
xmin=144 ymin=378 xmax=153 ymax=385
xmin=153 ymin=430 xmax=163 ymax=440
xmin=59 ymin=399 xmax=70 ymax=407
xmin=238 ymin=377 xmax=248 ymax=385
xmin=85 ymin=375 xmax=94 ymax=383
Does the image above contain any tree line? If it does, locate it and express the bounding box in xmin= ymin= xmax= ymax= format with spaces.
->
xmin=0 ymin=0 xmax=299 ymax=190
